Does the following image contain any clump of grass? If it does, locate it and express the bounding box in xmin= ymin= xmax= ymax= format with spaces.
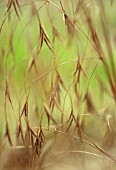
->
xmin=0 ymin=0 xmax=116 ymax=169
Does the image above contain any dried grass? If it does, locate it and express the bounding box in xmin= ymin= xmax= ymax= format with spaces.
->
xmin=0 ymin=0 xmax=116 ymax=169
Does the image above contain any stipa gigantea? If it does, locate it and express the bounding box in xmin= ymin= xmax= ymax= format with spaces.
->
xmin=72 ymin=56 xmax=88 ymax=84
xmin=0 ymin=0 xmax=22 ymax=34
xmin=45 ymin=2 xmax=63 ymax=44
xmin=28 ymin=54 xmax=39 ymax=75
xmin=44 ymin=103 xmax=58 ymax=128
xmin=39 ymin=22 xmax=55 ymax=54
xmin=0 ymin=1 xmax=116 ymax=169
xmin=20 ymin=97 xmax=28 ymax=119
xmin=48 ymin=70 xmax=67 ymax=112
xmin=4 ymin=121 xmax=13 ymax=146
xmin=17 ymin=118 xmax=25 ymax=145
xmin=59 ymin=0 xmax=76 ymax=41
xmin=52 ymin=25 xmax=63 ymax=43
xmin=34 ymin=125 xmax=45 ymax=156
xmin=83 ymin=0 xmax=116 ymax=101
xmin=5 ymin=0 xmax=22 ymax=20
xmin=4 ymin=80 xmax=14 ymax=111
xmin=65 ymin=108 xmax=76 ymax=133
